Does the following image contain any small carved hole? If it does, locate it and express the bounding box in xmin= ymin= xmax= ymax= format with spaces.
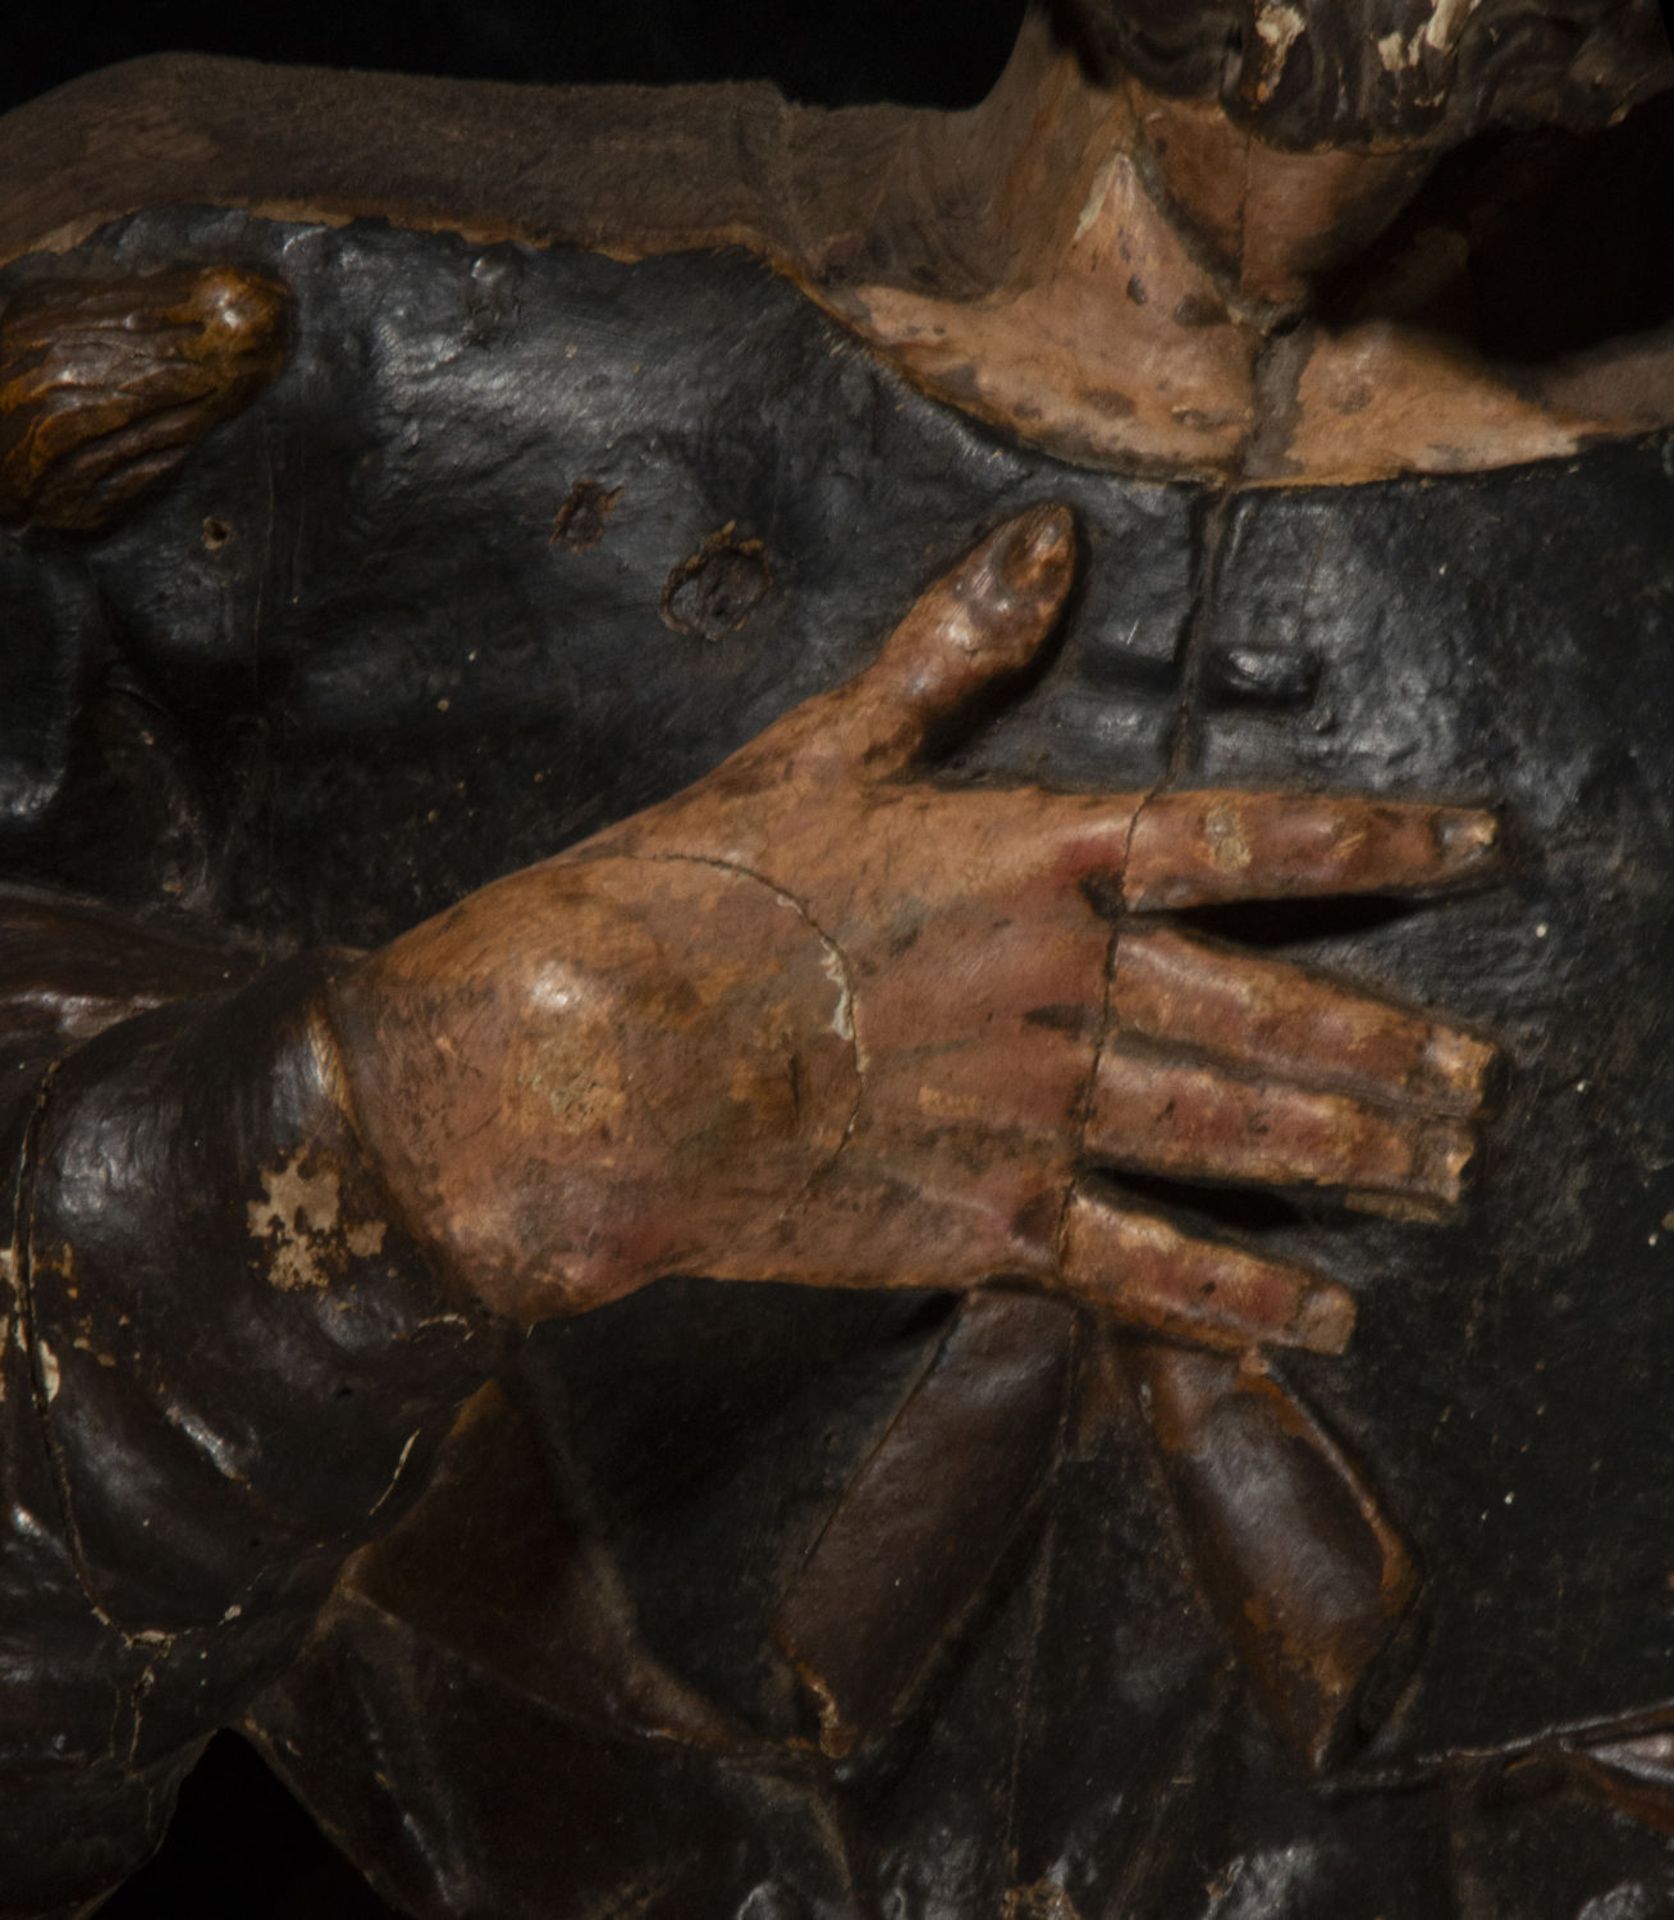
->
xmin=551 ymin=479 xmax=621 ymax=552
xmin=661 ymin=523 xmax=775 ymax=641
xmin=202 ymin=516 xmax=233 ymax=551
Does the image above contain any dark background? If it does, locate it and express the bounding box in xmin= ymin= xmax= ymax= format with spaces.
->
xmin=4 ymin=0 xmax=1025 ymax=119
xmin=7 ymin=8 xmax=1028 ymax=1917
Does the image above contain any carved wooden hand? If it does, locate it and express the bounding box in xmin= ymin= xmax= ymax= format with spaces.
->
xmin=332 ymin=506 xmax=1499 ymax=1336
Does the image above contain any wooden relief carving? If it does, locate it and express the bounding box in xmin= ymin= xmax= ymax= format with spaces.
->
xmin=2 ymin=5 xmax=1674 ymax=1917
xmin=0 ymin=267 xmax=289 ymax=537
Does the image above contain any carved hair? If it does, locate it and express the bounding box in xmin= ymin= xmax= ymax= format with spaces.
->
xmin=0 ymin=266 xmax=289 ymax=538
xmin=1062 ymin=0 xmax=1674 ymax=147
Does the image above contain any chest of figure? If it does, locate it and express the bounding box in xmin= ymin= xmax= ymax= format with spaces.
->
xmin=5 ymin=214 xmax=1674 ymax=1771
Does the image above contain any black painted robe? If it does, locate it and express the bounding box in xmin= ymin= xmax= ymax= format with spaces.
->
xmin=4 ymin=209 xmax=1674 ymax=1916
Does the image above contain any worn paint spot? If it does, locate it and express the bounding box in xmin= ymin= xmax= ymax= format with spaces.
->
xmin=1073 ymin=152 xmax=1122 ymax=243
xmin=36 ymin=1341 xmax=59 ymax=1402
xmin=252 ymin=1154 xmax=341 ymax=1242
xmin=1423 ymin=0 xmax=1480 ymax=53
xmin=367 ymin=1428 xmax=423 ymax=1520
xmin=1204 ymin=798 xmax=1253 ymax=871
xmin=249 ymin=1151 xmax=386 ymax=1291
xmin=30 ymin=1238 xmax=72 ymax=1289
xmin=820 ymin=944 xmax=855 ymax=1043
xmin=250 ymin=1154 xmax=342 ymax=1291
xmin=345 ymin=1219 xmax=387 ymax=1258
xmin=515 ymin=1032 xmax=628 ymax=1128
xmin=1251 ymin=2 xmax=1306 ymax=101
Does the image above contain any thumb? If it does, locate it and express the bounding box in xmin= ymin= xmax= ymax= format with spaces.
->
xmin=794 ymin=504 xmax=1077 ymax=777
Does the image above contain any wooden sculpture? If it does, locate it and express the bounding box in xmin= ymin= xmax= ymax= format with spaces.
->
xmin=2 ymin=3 xmax=1673 ymax=1915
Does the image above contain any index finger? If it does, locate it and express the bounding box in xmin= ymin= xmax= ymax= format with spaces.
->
xmin=1123 ymin=792 xmax=1501 ymax=910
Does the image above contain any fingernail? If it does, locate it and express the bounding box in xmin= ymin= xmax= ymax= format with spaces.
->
xmin=1292 ymin=1280 xmax=1356 ymax=1355
xmin=1435 ymin=808 xmax=1501 ymax=876
xmin=1415 ymin=1026 xmax=1499 ymax=1115
xmin=999 ymin=503 xmax=1075 ymax=590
